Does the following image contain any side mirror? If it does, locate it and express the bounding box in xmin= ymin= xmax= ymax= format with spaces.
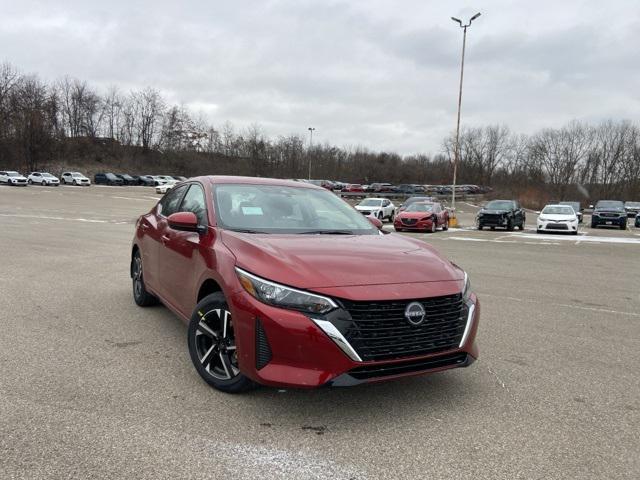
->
xmin=367 ymin=215 xmax=383 ymax=230
xmin=167 ymin=212 xmax=204 ymax=233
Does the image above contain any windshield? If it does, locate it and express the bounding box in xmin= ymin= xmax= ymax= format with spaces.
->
xmin=485 ymin=200 xmax=514 ymax=210
xmin=215 ymin=184 xmax=378 ymax=235
xmin=406 ymin=203 xmax=434 ymax=212
xmin=358 ymin=199 xmax=383 ymax=207
xmin=7 ymin=171 xmax=20 ymax=177
xmin=595 ymin=201 xmax=624 ymax=210
xmin=72 ymin=173 xmax=83 ymax=177
xmin=559 ymin=202 xmax=579 ymax=211
xmin=542 ymin=206 xmax=575 ymax=215
xmin=42 ymin=173 xmax=55 ymax=178
xmin=625 ymin=202 xmax=640 ymax=207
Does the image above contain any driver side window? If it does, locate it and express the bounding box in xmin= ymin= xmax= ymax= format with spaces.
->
xmin=158 ymin=185 xmax=187 ymax=217
xmin=179 ymin=184 xmax=208 ymax=226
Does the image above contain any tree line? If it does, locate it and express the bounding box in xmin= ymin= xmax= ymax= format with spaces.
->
xmin=1 ymin=61 xmax=639 ymax=204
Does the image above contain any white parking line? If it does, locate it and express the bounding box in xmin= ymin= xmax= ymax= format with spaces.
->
xmin=0 ymin=213 xmax=112 ymax=224
xmin=481 ymin=293 xmax=640 ymax=318
xmin=516 ymin=233 xmax=640 ymax=245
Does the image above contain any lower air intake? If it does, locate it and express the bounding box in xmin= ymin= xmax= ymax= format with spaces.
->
xmin=255 ymin=318 xmax=272 ymax=370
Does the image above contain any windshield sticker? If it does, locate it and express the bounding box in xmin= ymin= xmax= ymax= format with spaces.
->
xmin=242 ymin=206 xmax=263 ymax=216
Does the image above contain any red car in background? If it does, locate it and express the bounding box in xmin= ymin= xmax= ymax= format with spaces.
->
xmin=343 ymin=183 xmax=365 ymax=192
xmin=130 ymin=177 xmax=478 ymax=393
xmin=394 ymin=202 xmax=450 ymax=233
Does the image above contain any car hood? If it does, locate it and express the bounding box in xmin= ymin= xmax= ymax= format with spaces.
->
xmin=355 ymin=205 xmax=381 ymax=210
xmin=397 ymin=211 xmax=433 ymax=219
xmin=539 ymin=214 xmax=576 ymax=220
xmin=480 ymin=209 xmax=510 ymax=214
xmin=221 ymin=231 xmax=463 ymax=289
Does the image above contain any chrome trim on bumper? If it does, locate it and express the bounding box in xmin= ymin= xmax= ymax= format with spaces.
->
xmin=311 ymin=319 xmax=362 ymax=362
xmin=459 ymin=303 xmax=476 ymax=348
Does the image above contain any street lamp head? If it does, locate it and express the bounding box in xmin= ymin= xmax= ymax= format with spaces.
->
xmin=470 ymin=12 xmax=481 ymax=22
xmin=451 ymin=17 xmax=462 ymax=25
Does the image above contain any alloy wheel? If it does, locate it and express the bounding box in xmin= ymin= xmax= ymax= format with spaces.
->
xmin=132 ymin=254 xmax=143 ymax=299
xmin=194 ymin=308 xmax=239 ymax=380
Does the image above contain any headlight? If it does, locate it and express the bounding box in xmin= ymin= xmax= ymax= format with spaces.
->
xmin=235 ymin=267 xmax=337 ymax=314
xmin=462 ymin=271 xmax=471 ymax=302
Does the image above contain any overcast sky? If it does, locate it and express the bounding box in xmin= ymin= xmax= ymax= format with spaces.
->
xmin=2 ymin=0 xmax=639 ymax=154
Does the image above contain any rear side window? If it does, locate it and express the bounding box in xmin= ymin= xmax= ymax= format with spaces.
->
xmin=179 ymin=184 xmax=208 ymax=225
xmin=158 ymin=185 xmax=188 ymax=217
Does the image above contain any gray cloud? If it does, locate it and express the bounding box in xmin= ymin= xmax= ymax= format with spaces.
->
xmin=1 ymin=0 xmax=639 ymax=154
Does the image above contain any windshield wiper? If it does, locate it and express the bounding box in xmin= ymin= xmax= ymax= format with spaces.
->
xmin=299 ymin=230 xmax=354 ymax=235
xmin=228 ymin=228 xmax=268 ymax=234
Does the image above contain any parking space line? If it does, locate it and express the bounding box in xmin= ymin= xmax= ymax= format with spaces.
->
xmin=480 ymin=293 xmax=640 ymax=318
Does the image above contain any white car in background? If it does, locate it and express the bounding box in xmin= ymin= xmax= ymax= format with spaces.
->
xmin=61 ymin=171 xmax=91 ymax=186
xmin=537 ymin=204 xmax=579 ymax=235
xmin=156 ymin=180 xmax=177 ymax=194
xmin=27 ymin=172 xmax=60 ymax=186
xmin=354 ymin=197 xmax=396 ymax=221
xmin=0 ymin=170 xmax=28 ymax=186
xmin=151 ymin=175 xmax=168 ymax=186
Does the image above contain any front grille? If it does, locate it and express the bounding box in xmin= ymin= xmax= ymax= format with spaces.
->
xmin=347 ymin=352 xmax=469 ymax=380
xmin=546 ymin=223 xmax=568 ymax=230
xmin=598 ymin=212 xmax=621 ymax=218
xmin=480 ymin=213 xmax=504 ymax=224
xmin=402 ymin=218 xmax=417 ymax=225
xmin=340 ymin=294 xmax=468 ymax=361
xmin=360 ymin=211 xmax=371 ymax=215
xmin=255 ymin=318 xmax=272 ymax=370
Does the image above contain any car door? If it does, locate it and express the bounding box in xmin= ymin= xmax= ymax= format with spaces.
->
xmin=140 ymin=184 xmax=189 ymax=299
xmin=157 ymin=183 xmax=209 ymax=316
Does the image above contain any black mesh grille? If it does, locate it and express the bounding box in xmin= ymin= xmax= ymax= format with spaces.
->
xmin=255 ymin=318 xmax=272 ymax=370
xmin=402 ymin=218 xmax=418 ymax=225
xmin=340 ymin=294 xmax=468 ymax=361
xmin=348 ymin=353 xmax=469 ymax=380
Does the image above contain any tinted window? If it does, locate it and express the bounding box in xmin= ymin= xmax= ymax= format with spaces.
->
xmin=159 ymin=185 xmax=188 ymax=217
xmin=180 ymin=184 xmax=208 ymax=225
xmin=485 ymin=200 xmax=515 ymax=210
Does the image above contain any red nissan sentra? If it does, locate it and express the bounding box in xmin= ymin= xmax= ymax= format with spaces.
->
xmin=131 ymin=176 xmax=479 ymax=392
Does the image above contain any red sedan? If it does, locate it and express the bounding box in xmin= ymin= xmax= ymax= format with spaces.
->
xmin=394 ymin=202 xmax=450 ymax=232
xmin=131 ymin=176 xmax=478 ymax=392
xmin=343 ymin=183 xmax=364 ymax=192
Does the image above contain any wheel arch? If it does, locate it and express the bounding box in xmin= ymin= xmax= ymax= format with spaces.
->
xmin=197 ymin=278 xmax=223 ymax=303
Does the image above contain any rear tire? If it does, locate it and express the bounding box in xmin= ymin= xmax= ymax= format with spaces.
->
xmin=430 ymin=218 xmax=437 ymax=233
xmin=131 ymin=250 xmax=158 ymax=307
xmin=187 ymin=292 xmax=257 ymax=393
xmin=507 ymin=219 xmax=514 ymax=231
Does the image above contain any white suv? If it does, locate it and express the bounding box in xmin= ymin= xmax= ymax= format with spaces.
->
xmin=354 ymin=197 xmax=396 ymax=221
xmin=61 ymin=172 xmax=91 ymax=186
xmin=28 ymin=172 xmax=60 ymax=186
xmin=0 ymin=171 xmax=28 ymax=186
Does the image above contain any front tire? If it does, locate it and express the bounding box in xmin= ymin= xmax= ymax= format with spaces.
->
xmin=442 ymin=219 xmax=449 ymax=231
xmin=188 ymin=292 xmax=256 ymax=393
xmin=131 ymin=250 xmax=158 ymax=306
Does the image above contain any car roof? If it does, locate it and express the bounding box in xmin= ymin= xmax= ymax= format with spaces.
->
xmin=199 ymin=175 xmax=322 ymax=190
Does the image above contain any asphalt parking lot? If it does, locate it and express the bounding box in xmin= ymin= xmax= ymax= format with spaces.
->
xmin=1 ymin=185 xmax=639 ymax=479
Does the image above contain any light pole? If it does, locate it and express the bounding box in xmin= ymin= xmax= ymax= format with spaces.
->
xmin=450 ymin=12 xmax=481 ymax=217
xmin=307 ymin=127 xmax=315 ymax=180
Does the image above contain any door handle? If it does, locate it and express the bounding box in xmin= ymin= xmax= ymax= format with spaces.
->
xmin=161 ymin=234 xmax=170 ymax=244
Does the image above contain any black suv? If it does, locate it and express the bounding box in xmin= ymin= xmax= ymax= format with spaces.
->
xmin=477 ymin=200 xmax=525 ymax=231
xmin=94 ymin=173 xmax=124 ymax=186
xmin=591 ymin=200 xmax=626 ymax=229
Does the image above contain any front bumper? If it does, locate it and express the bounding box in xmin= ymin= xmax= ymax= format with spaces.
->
xmin=228 ymin=288 xmax=480 ymax=388
xmin=477 ymin=214 xmax=509 ymax=227
xmin=394 ymin=218 xmax=434 ymax=230
xmin=537 ymin=219 xmax=578 ymax=232
xmin=592 ymin=214 xmax=626 ymax=226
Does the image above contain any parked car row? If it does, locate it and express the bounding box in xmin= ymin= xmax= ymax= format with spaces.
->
xmin=299 ymin=179 xmax=490 ymax=195
xmin=0 ymin=170 xmax=189 ymax=189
